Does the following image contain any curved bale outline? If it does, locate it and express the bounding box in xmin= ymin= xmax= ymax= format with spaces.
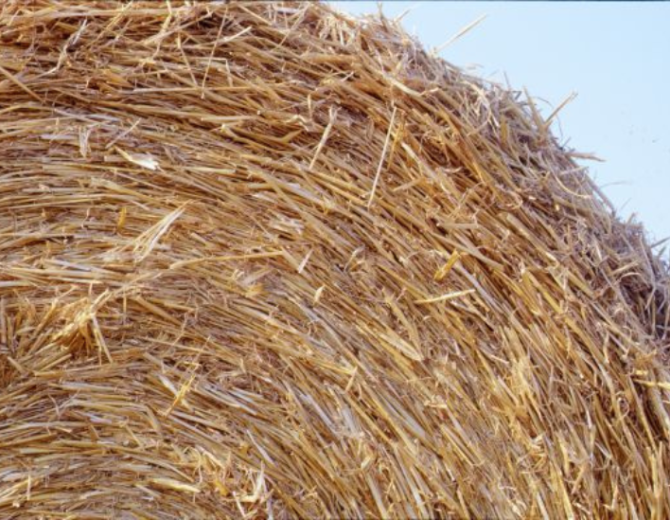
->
xmin=0 ymin=1 xmax=669 ymax=518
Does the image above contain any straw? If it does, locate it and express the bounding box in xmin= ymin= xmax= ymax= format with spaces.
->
xmin=0 ymin=1 xmax=668 ymax=518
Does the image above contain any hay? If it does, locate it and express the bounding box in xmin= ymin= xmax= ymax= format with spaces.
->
xmin=0 ymin=1 xmax=669 ymax=518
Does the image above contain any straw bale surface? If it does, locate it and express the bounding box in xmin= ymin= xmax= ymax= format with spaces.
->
xmin=0 ymin=1 xmax=669 ymax=518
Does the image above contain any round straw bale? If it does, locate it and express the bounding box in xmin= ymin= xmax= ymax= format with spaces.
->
xmin=0 ymin=1 xmax=669 ymax=518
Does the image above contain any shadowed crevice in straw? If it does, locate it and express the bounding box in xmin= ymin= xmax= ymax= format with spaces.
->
xmin=0 ymin=1 xmax=669 ymax=518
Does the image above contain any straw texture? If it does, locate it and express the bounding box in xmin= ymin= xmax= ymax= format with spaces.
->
xmin=1 ymin=1 xmax=669 ymax=518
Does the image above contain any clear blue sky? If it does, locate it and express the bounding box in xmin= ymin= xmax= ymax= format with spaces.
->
xmin=331 ymin=2 xmax=670 ymax=248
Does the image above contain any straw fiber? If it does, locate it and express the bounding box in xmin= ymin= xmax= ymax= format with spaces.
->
xmin=0 ymin=1 xmax=669 ymax=518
